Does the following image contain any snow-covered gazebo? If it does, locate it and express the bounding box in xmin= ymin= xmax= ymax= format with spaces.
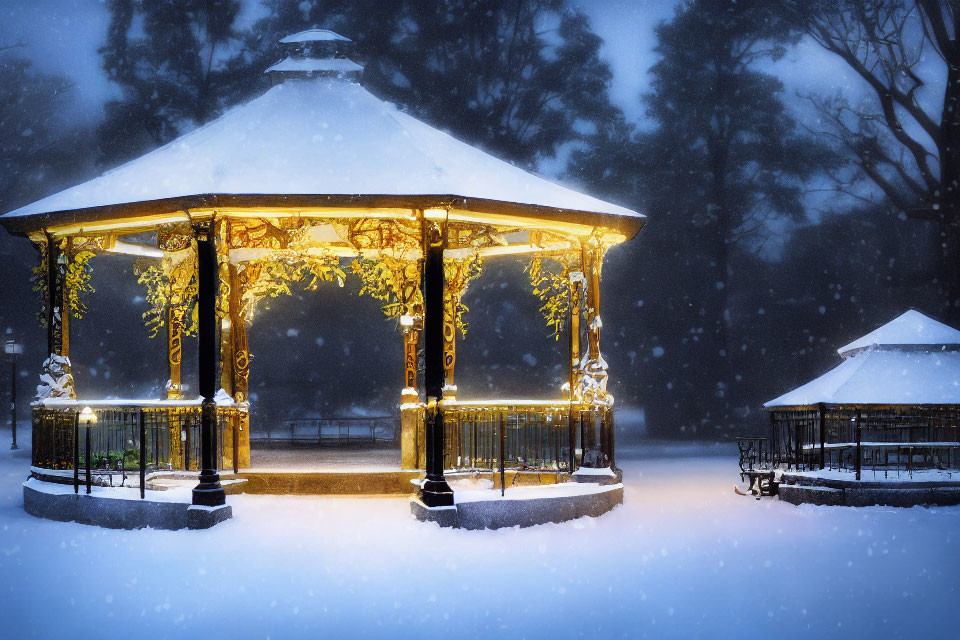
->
xmin=764 ymin=310 xmax=960 ymax=483
xmin=0 ymin=30 xmax=642 ymax=524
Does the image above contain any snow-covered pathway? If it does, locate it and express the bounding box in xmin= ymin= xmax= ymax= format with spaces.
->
xmin=0 ymin=438 xmax=957 ymax=639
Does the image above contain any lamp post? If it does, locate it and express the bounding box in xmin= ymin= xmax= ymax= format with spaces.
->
xmin=5 ymin=340 xmax=22 ymax=450
xmin=78 ymin=406 xmax=97 ymax=494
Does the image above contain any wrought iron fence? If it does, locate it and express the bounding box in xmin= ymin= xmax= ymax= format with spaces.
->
xmin=769 ymin=405 xmax=960 ymax=476
xmin=441 ymin=401 xmax=614 ymax=474
xmin=32 ymin=404 xmax=246 ymax=476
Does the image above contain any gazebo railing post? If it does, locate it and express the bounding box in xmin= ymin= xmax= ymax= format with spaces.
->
xmin=819 ymin=403 xmax=826 ymax=471
xmin=73 ymin=411 xmax=79 ymax=494
xmin=499 ymin=412 xmax=506 ymax=497
xmin=855 ymin=410 xmax=862 ymax=481
xmin=417 ymin=219 xmax=454 ymax=508
xmin=85 ymin=419 xmax=91 ymax=495
xmin=233 ymin=412 xmax=239 ymax=474
xmin=794 ymin=418 xmax=802 ymax=471
xmin=139 ymin=409 xmax=146 ymax=500
xmin=567 ymin=267 xmax=582 ymax=474
xmin=191 ymin=225 xmax=226 ymax=508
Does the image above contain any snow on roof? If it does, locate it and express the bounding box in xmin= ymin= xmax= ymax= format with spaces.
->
xmin=763 ymin=348 xmax=960 ymax=407
xmin=837 ymin=310 xmax=960 ymax=358
xmin=265 ymin=57 xmax=364 ymax=75
xmin=280 ymin=29 xmax=351 ymax=43
xmin=4 ymin=77 xmax=639 ymax=221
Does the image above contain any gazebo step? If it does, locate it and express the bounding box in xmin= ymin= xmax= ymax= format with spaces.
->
xmin=218 ymin=470 xmax=424 ymax=495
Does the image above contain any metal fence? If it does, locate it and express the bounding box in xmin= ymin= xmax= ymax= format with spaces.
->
xmin=442 ymin=402 xmax=614 ymax=474
xmin=32 ymin=404 xmax=245 ymax=477
xmin=769 ymin=405 xmax=960 ymax=477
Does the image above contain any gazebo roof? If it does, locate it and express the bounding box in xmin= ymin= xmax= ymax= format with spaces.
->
xmin=1 ymin=73 xmax=641 ymax=236
xmin=763 ymin=349 xmax=960 ymax=407
xmin=766 ymin=310 xmax=960 ymax=408
xmin=837 ymin=309 xmax=960 ymax=358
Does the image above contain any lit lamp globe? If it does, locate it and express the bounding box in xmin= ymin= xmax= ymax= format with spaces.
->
xmin=78 ymin=407 xmax=98 ymax=426
xmin=4 ymin=340 xmax=23 ymax=356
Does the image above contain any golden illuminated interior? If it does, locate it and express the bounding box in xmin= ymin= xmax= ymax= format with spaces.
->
xmin=15 ymin=197 xmax=642 ymax=474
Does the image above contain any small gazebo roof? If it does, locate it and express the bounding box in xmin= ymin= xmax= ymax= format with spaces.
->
xmin=279 ymin=29 xmax=352 ymax=43
xmin=264 ymin=56 xmax=364 ymax=75
xmin=765 ymin=310 xmax=960 ymax=408
xmin=763 ymin=349 xmax=960 ymax=407
xmin=2 ymin=66 xmax=641 ymax=236
xmin=837 ymin=309 xmax=960 ymax=358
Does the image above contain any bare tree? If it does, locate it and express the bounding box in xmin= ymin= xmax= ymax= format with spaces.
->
xmin=790 ymin=0 xmax=960 ymax=322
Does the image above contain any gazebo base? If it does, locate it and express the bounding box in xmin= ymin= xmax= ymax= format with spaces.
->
xmin=22 ymin=478 xmax=232 ymax=530
xmin=410 ymin=482 xmax=623 ymax=529
xmin=779 ymin=471 xmax=960 ymax=507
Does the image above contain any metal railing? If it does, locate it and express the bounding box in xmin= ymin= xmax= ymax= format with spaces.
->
xmin=441 ymin=400 xmax=614 ymax=475
xmin=32 ymin=403 xmax=246 ymax=485
xmin=769 ymin=406 xmax=960 ymax=477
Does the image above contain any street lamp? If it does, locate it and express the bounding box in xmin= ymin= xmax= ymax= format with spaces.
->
xmin=5 ymin=340 xmax=22 ymax=450
xmin=74 ymin=406 xmax=98 ymax=495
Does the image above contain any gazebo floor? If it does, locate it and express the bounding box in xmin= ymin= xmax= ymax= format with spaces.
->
xmin=147 ymin=444 xmax=572 ymax=496
xmin=248 ymin=443 xmax=404 ymax=473
xmin=228 ymin=444 xmax=418 ymax=495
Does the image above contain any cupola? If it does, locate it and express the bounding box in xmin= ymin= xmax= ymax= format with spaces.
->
xmin=265 ymin=29 xmax=363 ymax=82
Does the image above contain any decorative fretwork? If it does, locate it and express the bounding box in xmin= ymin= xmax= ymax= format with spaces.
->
xmin=228 ymin=218 xmax=294 ymax=251
xmin=166 ymin=305 xmax=185 ymax=398
xmin=404 ymin=329 xmax=419 ymax=390
xmin=347 ymin=218 xmax=420 ymax=254
xmin=447 ymin=223 xmax=509 ymax=251
xmin=158 ymin=226 xmax=194 ymax=251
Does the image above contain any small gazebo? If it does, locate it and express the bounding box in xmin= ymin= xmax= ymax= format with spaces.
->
xmin=1 ymin=31 xmax=643 ymax=514
xmin=764 ymin=310 xmax=960 ymax=480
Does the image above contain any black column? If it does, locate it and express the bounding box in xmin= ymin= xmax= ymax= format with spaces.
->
xmin=418 ymin=223 xmax=453 ymax=507
xmin=192 ymin=227 xmax=226 ymax=507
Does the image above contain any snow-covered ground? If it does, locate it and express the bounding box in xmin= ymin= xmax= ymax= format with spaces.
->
xmin=1 ymin=434 xmax=958 ymax=639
